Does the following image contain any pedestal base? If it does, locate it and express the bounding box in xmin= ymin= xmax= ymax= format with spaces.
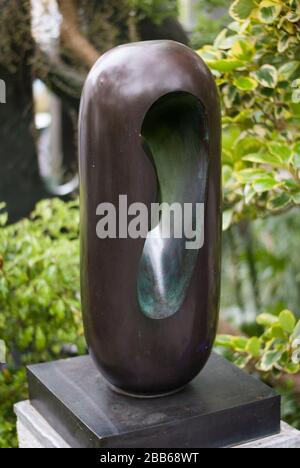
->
xmin=15 ymin=402 xmax=300 ymax=449
xmin=27 ymin=353 xmax=281 ymax=448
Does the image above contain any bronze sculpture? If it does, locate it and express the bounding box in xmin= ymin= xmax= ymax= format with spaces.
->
xmin=79 ymin=40 xmax=221 ymax=397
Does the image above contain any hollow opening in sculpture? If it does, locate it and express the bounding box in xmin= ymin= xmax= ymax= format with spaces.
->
xmin=138 ymin=92 xmax=209 ymax=320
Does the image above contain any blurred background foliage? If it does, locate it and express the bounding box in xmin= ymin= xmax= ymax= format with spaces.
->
xmin=191 ymin=0 xmax=230 ymax=48
xmin=130 ymin=0 xmax=179 ymax=21
xmin=0 ymin=0 xmax=300 ymax=447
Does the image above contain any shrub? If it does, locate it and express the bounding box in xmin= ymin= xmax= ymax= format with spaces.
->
xmin=0 ymin=199 xmax=84 ymax=447
xmin=216 ymin=308 xmax=300 ymax=429
xmin=217 ymin=309 xmax=300 ymax=375
xmin=199 ymin=0 xmax=300 ymax=227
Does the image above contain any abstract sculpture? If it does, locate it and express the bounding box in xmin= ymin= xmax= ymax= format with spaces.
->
xmin=79 ymin=40 xmax=221 ymax=397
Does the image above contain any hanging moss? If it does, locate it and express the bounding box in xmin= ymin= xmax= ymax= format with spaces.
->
xmin=77 ymin=0 xmax=137 ymax=52
xmin=0 ymin=0 xmax=34 ymax=74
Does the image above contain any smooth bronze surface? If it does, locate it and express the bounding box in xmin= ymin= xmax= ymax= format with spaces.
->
xmin=79 ymin=40 xmax=221 ymax=396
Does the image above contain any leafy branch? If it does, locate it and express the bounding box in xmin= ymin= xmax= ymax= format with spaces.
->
xmin=199 ymin=0 xmax=300 ymax=227
xmin=217 ymin=310 xmax=300 ymax=378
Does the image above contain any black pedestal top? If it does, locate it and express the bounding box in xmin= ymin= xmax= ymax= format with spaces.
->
xmin=27 ymin=353 xmax=280 ymax=448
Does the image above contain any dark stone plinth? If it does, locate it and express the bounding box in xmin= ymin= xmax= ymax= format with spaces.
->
xmin=27 ymin=354 xmax=280 ymax=448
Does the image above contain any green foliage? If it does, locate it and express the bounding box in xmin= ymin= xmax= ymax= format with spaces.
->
xmin=230 ymin=0 xmax=256 ymax=21
xmin=217 ymin=306 xmax=300 ymax=425
xmin=199 ymin=0 xmax=300 ymax=225
xmin=216 ymin=309 xmax=300 ymax=374
xmin=0 ymin=199 xmax=84 ymax=447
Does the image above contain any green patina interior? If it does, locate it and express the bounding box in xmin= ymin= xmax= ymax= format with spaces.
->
xmin=138 ymin=92 xmax=209 ymax=320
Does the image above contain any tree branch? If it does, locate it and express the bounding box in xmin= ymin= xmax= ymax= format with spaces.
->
xmin=57 ymin=0 xmax=100 ymax=69
xmin=34 ymin=47 xmax=85 ymax=109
